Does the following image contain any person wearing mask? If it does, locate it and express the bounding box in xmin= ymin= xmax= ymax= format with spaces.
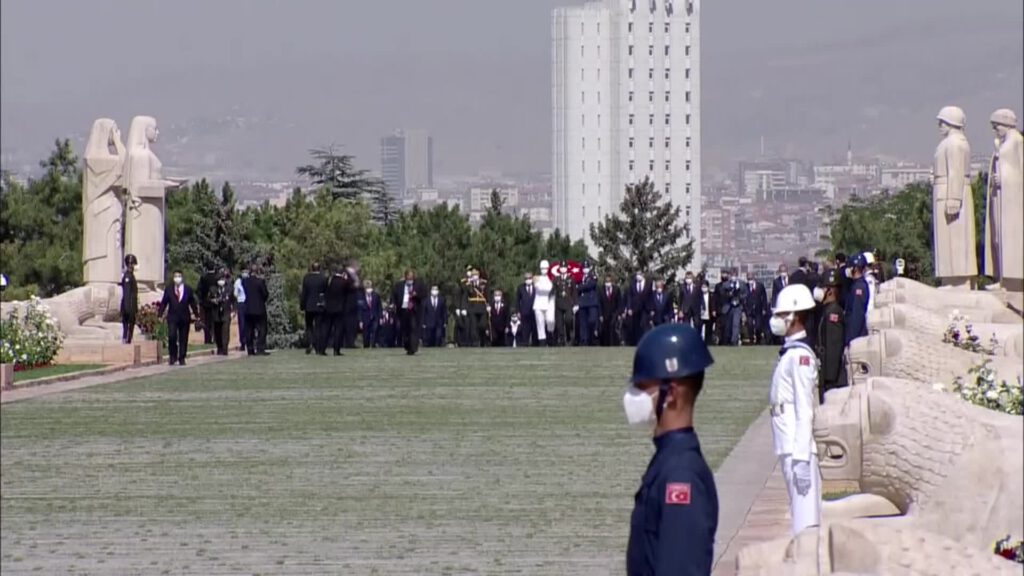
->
xmin=715 ymin=270 xmax=742 ymax=346
xmin=862 ymin=252 xmax=878 ymax=312
xmin=651 ymin=279 xmax=674 ymax=326
xmin=844 ymin=254 xmax=870 ymax=346
xmin=623 ymin=323 xmax=718 ymax=575
xmin=516 ymin=272 xmax=537 ymax=346
xmin=242 ymin=265 xmax=270 ymax=356
xmin=698 ymin=281 xmax=714 ymax=344
xmin=325 ymin=264 xmax=352 ymax=356
xmin=489 ymin=289 xmax=510 ymax=346
xmin=788 ymin=257 xmax=811 ymax=289
xmin=743 ymin=272 xmax=769 ymax=345
xmin=462 ymin=267 xmax=489 ymax=347
xmin=422 ymin=285 xmax=446 ymax=347
xmin=679 ymin=271 xmax=700 ymax=330
xmin=393 ymin=268 xmax=426 ymax=355
xmin=196 ymin=262 xmax=219 ymax=345
xmin=341 ymin=265 xmax=362 ymax=350
xmin=300 ymin=261 xmax=328 ymax=355
xmin=626 ymin=271 xmax=653 ymax=345
xmin=158 ymin=269 xmax=201 ymax=366
xmin=207 ymin=271 xmax=235 ymax=356
xmin=120 ymin=254 xmax=139 ymax=344
xmin=233 ymin=267 xmax=248 ymax=351
xmin=576 ymin=262 xmax=599 ymax=346
xmin=553 ymin=262 xmax=577 ymax=346
xmin=833 ymin=253 xmax=850 ymax=309
xmin=599 ymin=273 xmax=623 ymax=347
xmin=814 ymin=270 xmax=848 ymax=404
xmin=358 ymin=280 xmax=383 ymax=348
xmin=768 ymin=283 xmax=821 ymax=535
xmin=508 ymin=312 xmax=527 ymax=348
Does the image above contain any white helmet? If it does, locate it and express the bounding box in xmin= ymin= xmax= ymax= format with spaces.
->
xmin=937 ymin=106 xmax=966 ymax=128
xmin=990 ymin=108 xmax=1018 ymax=128
xmin=539 ymin=259 xmax=550 ymax=273
xmin=863 ymin=252 xmax=876 ymax=265
xmin=772 ymin=284 xmax=816 ymax=314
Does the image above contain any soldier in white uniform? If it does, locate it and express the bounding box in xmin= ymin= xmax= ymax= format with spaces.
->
xmin=767 ymin=283 xmax=821 ymax=535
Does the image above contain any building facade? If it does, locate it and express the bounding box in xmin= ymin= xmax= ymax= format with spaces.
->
xmin=553 ymin=0 xmax=702 ymax=268
xmin=380 ymin=129 xmax=434 ymax=199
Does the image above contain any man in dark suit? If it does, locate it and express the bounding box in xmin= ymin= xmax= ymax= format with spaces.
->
xmin=242 ymin=265 xmax=270 ymax=356
xmin=516 ymin=272 xmax=537 ymax=346
xmin=325 ymin=265 xmax=354 ymax=355
xmin=788 ymin=257 xmax=811 ymax=290
xmin=679 ymin=271 xmax=701 ymax=329
xmin=158 ymin=269 xmax=200 ymax=366
xmin=576 ymin=263 xmax=599 ymax=346
xmin=743 ymin=272 xmax=770 ymax=345
xmin=196 ymin=262 xmax=219 ymax=345
xmin=833 ymin=252 xmax=850 ymax=309
xmin=599 ymin=273 xmax=623 ymax=346
xmin=358 ymin=280 xmax=383 ymax=348
xmin=489 ymin=289 xmax=511 ymax=346
xmin=392 ymin=268 xmax=425 ymax=355
xmin=651 ymin=279 xmax=674 ymax=326
xmin=342 ymin=267 xmax=361 ymax=349
xmin=422 ymin=285 xmax=447 ymax=347
xmin=300 ymin=261 xmax=328 ymax=355
xmin=626 ymin=272 xmax=653 ymax=345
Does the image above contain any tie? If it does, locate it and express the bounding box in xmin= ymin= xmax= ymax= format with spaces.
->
xmin=528 ymin=286 xmax=532 ymax=296
xmin=750 ymin=282 xmax=755 ymax=292
xmin=783 ymin=277 xmax=787 ymax=287
xmin=367 ymin=295 xmax=372 ymax=307
xmin=607 ymin=287 xmax=612 ymax=298
xmin=176 ymin=286 xmax=182 ymax=301
xmin=432 ymin=297 xmax=437 ymax=308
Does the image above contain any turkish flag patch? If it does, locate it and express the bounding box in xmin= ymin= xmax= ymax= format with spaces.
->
xmin=829 ymin=313 xmax=840 ymax=322
xmin=665 ymin=483 xmax=691 ymax=505
xmin=855 ymin=289 xmax=863 ymax=296
xmin=799 ymin=356 xmax=812 ymax=366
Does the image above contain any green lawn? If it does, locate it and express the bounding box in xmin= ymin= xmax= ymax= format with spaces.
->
xmin=1 ymin=346 xmax=776 ymax=575
xmin=12 ymin=363 xmax=106 ymax=383
xmin=160 ymin=342 xmax=216 ymax=355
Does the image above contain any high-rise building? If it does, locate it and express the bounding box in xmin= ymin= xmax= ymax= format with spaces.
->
xmin=552 ymin=0 xmax=702 ymax=268
xmin=380 ymin=129 xmax=434 ymax=198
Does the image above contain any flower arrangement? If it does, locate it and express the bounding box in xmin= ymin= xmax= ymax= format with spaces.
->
xmin=994 ymin=535 xmax=1023 ymax=563
xmin=942 ymin=311 xmax=998 ymax=355
xmin=0 ymin=295 xmax=65 ymax=370
xmin=135 ymin=302 xmax=167 ymax=346
xmin=948 ymin=358 xmax=1024 ymax=415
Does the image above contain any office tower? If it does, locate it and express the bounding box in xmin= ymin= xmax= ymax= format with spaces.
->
xmin=380 ymin=129 xmax=434 ymax=198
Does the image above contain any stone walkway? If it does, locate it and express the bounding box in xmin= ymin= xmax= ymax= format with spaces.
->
xmin=0 ymin=351 xmax=242 ymax=404
xmin=711 ymin=410 xmax=791 ymax=576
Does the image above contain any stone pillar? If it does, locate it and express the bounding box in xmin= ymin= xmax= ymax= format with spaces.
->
xmin=1 ymin=363 xmax=14 ymax=390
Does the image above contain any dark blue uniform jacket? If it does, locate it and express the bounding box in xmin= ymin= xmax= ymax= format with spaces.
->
xmin=627 ymin=427 xmax=718 ymax=576
xmin=843 ymin=277 xmax=869 ymax=346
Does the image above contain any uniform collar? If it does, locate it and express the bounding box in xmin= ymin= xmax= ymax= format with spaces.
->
xmin=653 ymin=426 xmax=698 ymax=451
xmin=785 ymin=330 xmax=807 ymax=343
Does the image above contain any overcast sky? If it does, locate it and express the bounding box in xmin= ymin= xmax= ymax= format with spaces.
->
xmin=2 ymin=0 xmax=1022 ymax=180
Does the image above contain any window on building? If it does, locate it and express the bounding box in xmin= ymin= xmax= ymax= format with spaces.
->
xmin=648 ymin=22 xmax=654 ymax=33
xmin=685 ymin=113 xmax=691 ymax=125
xmin=628 ymin=68 xmax=634 ymax=79
xmin=629 ymin=160 xmax=635 ymax=171
xmin=581 ymin=68 xmax=585 ymax=80
xmin=649 ymin=114 xmax=655 ymax=126
xmin=597 ymin=91 xmax=601 ymax=104
xmin=629 ymin=137 xmax=635 ymax=149
xmin=648 ymin=68 xmax=654 ymax=80
xmin=685 ymin=45 xmax=691 ymax=56
xmin=628 ymin=22 xmax=633 ymax=33
xmin=686 ymin=183 xmax=692 ymax=194
xmin=628 ymin=45 xmax=634 ymax=56
xmin=649 ymin=159 xmax=655 ymax=171
xmin=583 ymin=206 xmax=586 ymax=218
xmin=597 ymin=22 xmax=600 ymax=34
xmin=582 ymin=137 xmax=586 ymax=150
xmin=598 ymin=183 xmax=601 ymax=195
xmin=649 ymin=136 xmax=655 ymax=148
xmin=581 ymin=22 xmax=584 ymax=35
xmin=685 ymin=67 xmax=690 ymax=79
xmin=665 ymin=137 xmax=671 ymax=148
xmin=665 ymin=68 xmax=671 ymax=79
xmin=665 ymin=91 xmax=671 ymax=102
xmin=582 ymin=183 xmax=586 ymax=195
xmin=598 ymin=206 xmax=602 ymax=218
xmin=598 ymin=160 xmax=602 ymax=173
xmin=685 ymin=90 xmax=691 ymax=103
xmin=648 ymin=45 xmax=654 ymax=56
xmin=597 ymin=45 xmax=601 ymax=57
xmin=665 ymin=22 xmax=670 ymax=33
xmin=597 ymin=114 xmax=601 ymax=127
xmin=581 ymin=45 xmax=585 ymax=57
xmin=628 ymin=90 xmax=634 ymax=102
xmin=665 ymin=45 xmax=670 ymax=56
xmin=648 ymin=91 xmax=654 ymax=102
xmin=581 ymin=114 xmax=585 ymax=127
xmin=597 ymin=137 xmax=601 ymax=150
xmin=665 ymin=160 xmax=671 ymax=171
xmin=597 ymin=68 xmax=601 ymax=80
xmin=628 ymin=113 xmax=635 ymax=126
xmin=582 ymin=160 xmax=586 ymax=172
xmin=685 ymin=207 xmax=691 ymax=219
xmin=685 ymin=160 xmax=691 ymax=171
xmin=686 ymin=136 xmax=691 ymax=148
xmin=581 ymin=91 xmax=585 ymax=104
xmin=665 ymin=182 xmax=672 ymax=195
xmin=665 ymin=114 xmax=671 ymax=126
xmin=685 ymin=22 xmax=691 ymax=33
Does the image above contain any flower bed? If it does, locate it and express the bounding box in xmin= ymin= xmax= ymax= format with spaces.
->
xmin=947 ymin=359 xmax=1024 ymax=416
xmin=136 ymin=302 xmax=167 ymax=346
xmin=942 ymin=311 xmax=998 ymax=355
xmin=994 ymin=535 xmax=1023 ymax=564
xmin=0 ymin=295 xmax=65 ymax=370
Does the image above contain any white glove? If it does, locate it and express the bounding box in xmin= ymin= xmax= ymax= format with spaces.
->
xmin=792 ymin=460 xmax=812 ymax=496
xmin=460 ymin=310 xmax=467 ymax=317
xmin=572 ymin=305 xmax=579 ymax=313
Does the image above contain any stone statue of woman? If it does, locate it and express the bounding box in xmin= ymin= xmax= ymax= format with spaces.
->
xmin=123 ymin=116 xmax=186 ymax=290
xmin=983 ymin=108 xmax=1024 ymax=292
xmin=932 ymin=106 xmax=977 ymax=288
xmin=82 ymin=118 xmax=127 ymax=286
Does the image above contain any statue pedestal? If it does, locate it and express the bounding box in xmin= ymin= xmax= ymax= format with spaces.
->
xmin=1 ymin=363 xmax=13 ymax=391
xmin=55 ymin=340 xmax=160 ymax=365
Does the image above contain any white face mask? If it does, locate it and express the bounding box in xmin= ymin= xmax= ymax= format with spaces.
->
xmin=430 ymin=290 xmax=439 ymax=297
xmin=622 ymin=385 xmax=658 ymax=427
xmin=471 ymin=275 xmax=479 ymax=282
xmin=655 ymin=287 xmax=663 ymax=293
xmin=494 ymin=295 xmax=503 ymax=302
xmin=636 ymin=275 xmax=644 ymax=281
xmin=769 ymin=313 xmax=794 ymax=337
xmin=583 ymin=268 xmax=591 ymax=275
xmin=173 ymin=276 xmax=183 ymax=285
xmin=524 ymin=278 xmax=533 ymax=285
xmin=685 ymin=278 xmax=693 ymax=284
xmin=844 ymin=268 xmax=853 ymax=278
xmin=701 ymin=287 xmax=709 ymax=294
xmin=217 ymin=279 xmax=226 ymax=287
xmin=366 ymin=288 xmax=374 ymax=294
xmin=812 ymin=287 xmax=825 ymax=303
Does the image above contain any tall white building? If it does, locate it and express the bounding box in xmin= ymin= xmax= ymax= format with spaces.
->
xmin=380 ymin=129 xmax=434 ymax=199
xmin=553 ymin=0 xmax=702 ymax=268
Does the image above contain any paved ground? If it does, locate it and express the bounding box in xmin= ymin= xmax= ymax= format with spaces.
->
xmin=1 ymin=346 xmax=783 ymax=575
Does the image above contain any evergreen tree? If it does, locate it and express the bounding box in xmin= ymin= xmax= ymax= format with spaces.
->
xmin=370 ymin=188 xmax=400 ymax=226
xmin=264 ymin=269 xmax=298 ymax=350
xmin=588 ymin=177 xmax=693 ymax=283
xmin=295 ymin=146 xmax=382 ymax=202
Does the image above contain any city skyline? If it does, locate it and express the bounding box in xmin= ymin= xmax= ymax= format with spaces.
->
xmin=1 ymin=0 xmax=1020 ymax=182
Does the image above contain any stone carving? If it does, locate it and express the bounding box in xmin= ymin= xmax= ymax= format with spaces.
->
xmin=82 ymin=118 xmax=127 ymax=286
xmin=0 ymin=286 xmax=121 ymax=341
xmin=847 ymin=328 xmax=1022 ymax=386
xmin=867 ymin=303 xmax=1023 ymax=357
xmin=932 ymin=106 xmax=978 ymax=287
xmin=983 ymin=108 xmax=1024 ymax=292
xmin=123 ymin=116 xmax=186 ymax=289
xmin=874 ymin=277 xmax=1011 ymax=315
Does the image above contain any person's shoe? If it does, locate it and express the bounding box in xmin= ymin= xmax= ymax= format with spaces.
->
xmin=306 ymin=348 xmax=312 ymax=355
xmin=168 ymin=360 xmax=176 ymax=366
xmin=333 ymin=350 xmax=343 ymax=356
xmin=179 ymin=359 xmax=187 ymax=366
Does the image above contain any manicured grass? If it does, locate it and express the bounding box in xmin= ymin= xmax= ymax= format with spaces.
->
xmin=12 ymin=363 xmax=106 ymax=383
xmin=1 ymin=346 xmax=777 ymax=575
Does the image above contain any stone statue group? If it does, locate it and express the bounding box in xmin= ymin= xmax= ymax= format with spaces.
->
xmin=83 ymin=116 xmax=186 ymax=293
xmin=933 ymin=106 xmax=1022 ymax=291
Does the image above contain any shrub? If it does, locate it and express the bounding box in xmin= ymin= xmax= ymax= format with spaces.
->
xmin=0 ymin=295 xmax=65 ymax=370
xmin=136 ymin=302 xmax=168 ymax=346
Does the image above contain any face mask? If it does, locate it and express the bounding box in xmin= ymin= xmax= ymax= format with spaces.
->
xmin=812 ymin=287 xmax=825 ymax=302
xmin=241 ymin=272 xmax=249 ymax=279
xmin=769 ymin=313 xmax=794 ymax=337
xmin=173 ymin=276 xmax=183 ymax=285
xmin=636 ymin=274 xmax=644 ymax=281
xmin=494 ymin=295 xmax=503 ymax=302
xmin=844 ymin=268 xmax=853 ymax=279
xmin=701 ymin=287 xmax=709 ymax=294
xmin=746 ymin=278 xmax=753 ymax=284
xmin=583 ymin=268 xmax=591 ymax=275
xmin=524 ymin=279 xmax=533 ymax=286
xmin=605 ymin=282 xmax=612 ymax=288
xmin=622 ymin=385 xmax=658 ymax=427
xmin=655 ymin=287 xmax=663 ymax=293
xmin=366 ymin=288 xmax=374 ymax=294
xmin=685 ymin=278 xmax=693 ymax=284
xmin=779 ymin=271 xmax=787 ymax=277
xmin=471 ymin=275 xmax=479 ymax=282
xmin=406 ymin=280 xmax=413 ymax=286
xmin=217 ymin=279 xmax=226 ymax=287
xmin=430 ymin=290 xmax=439 ymax=297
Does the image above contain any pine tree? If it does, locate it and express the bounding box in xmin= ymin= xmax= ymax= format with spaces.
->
xmin=264 ymin=269 xmax=297 ymax=350
xmin=588 ymin=176 xmax=693 ymax=282
xmin=295 ymin=146 xmax=382 ymax=202
xmin=370 ymin=188 xmax=400 ymax=226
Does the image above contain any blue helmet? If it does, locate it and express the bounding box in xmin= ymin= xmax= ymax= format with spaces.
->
xmin=850 ymin=253 xmax=867 ymax=269
xmin=630 ymin=323 xmax=714 ymax=383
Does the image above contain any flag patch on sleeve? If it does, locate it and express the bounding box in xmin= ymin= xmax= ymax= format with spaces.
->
xmin=829 ymin=313 xmax=840 ymax=322
xmin=665 ymin=483 xmax=691 ymax=505
xmin=799 ymin=356 xmax=812 ymax=366
xmin=855 ymin=289 xmax=863 ymax=296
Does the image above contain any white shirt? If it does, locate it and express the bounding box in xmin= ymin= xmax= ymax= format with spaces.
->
xmin=769 ymin=330 xmax=818 ymax=461
xmin=865 ymin=273 xmax=877 ymax=311
xmin=701 ymin=292 xmax=710 ymax=320
xmin=234 ymin=278 xmax=247 ymax=303
xmin=402 ymin=283 xmax=412 ymax=309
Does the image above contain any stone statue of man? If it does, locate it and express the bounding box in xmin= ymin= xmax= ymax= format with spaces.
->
xmin=82 ymin=118 xmax=127 ymax=286
xmin=123 ymin=116 xmax=186 ymax=290
xmin=983 ymin=108 xmax=1023 ymax=292
xmin=932 ymin=106 xmax=977 ymax=288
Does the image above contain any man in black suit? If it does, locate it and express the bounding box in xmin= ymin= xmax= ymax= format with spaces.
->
xmin=196 ymin=262 xmax=219 ymax=345
xmin=324 ymin=264 xmax=354 ymax=355
xmin=358 ymin=280 xmax=383 ymax=348
xmin=342 ymin=267 xmax=361 ymax=349
xmin=489 ymin=289 xmax=511 ymax=346
xmin=743 ymin=272 xmax=770 ymax=345
xmin=626 ymin=271 xmax=653 ymax=345
xmin=422 ymin=285 xmax=447 ymax=347
xmin=788 ymin=257 xmax=811 ymax=290
xmin=300 ymin=261 xmax=328 ymax=355
xmin=650 ymin=279 xmax=674 ymax=326
xmin=516 ymin=272 xmax=537 ymax=346
xmin=242 ymin=265 xmax=270 ymax=356
xmin=679 ymin=271 xmax=701 ymax=329
xmin=599 ymin=273 xmax=623 ymax=346
xmin=158 ymin=269 xmax=200 ymax=366
xmin=392 ymin=268 xmax=425 ymax=355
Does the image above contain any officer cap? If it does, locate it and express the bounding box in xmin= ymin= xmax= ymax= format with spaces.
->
xmin=851 ymin=253 xmax=867 ymax=268
xmin=630 ymin=323 xmax=713 ymax=383
xmin=124 ymin=253 xmax=138 ymax=266
xmin=824 ymin=268 xmax=842 ymax=287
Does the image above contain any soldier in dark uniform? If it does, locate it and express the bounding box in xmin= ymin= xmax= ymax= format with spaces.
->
xmin=196 ymin=262 xmax=219 ymax=345
xmin=207 ymin=270 xmax=235 ymax=356
xmin=553 ymin=262 xmax=577 ymax=346
xmin=622 ymin=323 xmax=718 ymax=576
xmin=120 ymin=254 xmax=139 ymax=344
xmin=462 ymin=267 xmax=489 ymax=347
xmin=844 ymin=254 xmax=870 ymax=346
xmin=576 ymin=262 xmax=599 ymax=346
xmin=816 ymin=269 xmax=848 ymax=404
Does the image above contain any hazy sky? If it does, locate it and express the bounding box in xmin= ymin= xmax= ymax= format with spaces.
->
xmin=2 ymin=0 xmax=1022 ymax=180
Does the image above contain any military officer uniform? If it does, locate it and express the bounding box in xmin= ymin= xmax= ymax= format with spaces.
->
xmin=553 ymin=264 xmax=577 ymax=346
xmin=844 ymin=255 xmax=870 ymax=346
xmin=576 ymin=264 xmax=599 ymax=346
xmin=816 ymin=270 xmax=848 ymax=404
xmin=462 ymin=267 xmax=489 ymax=347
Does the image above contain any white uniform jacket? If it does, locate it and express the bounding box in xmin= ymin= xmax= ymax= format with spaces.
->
xmin=769 ymin=330 xmax=818 ymax=462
